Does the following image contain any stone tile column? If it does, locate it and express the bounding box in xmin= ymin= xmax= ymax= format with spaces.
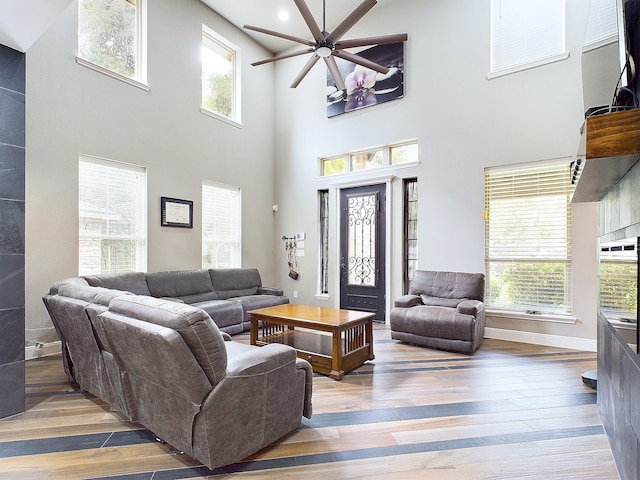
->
xmin=0 ymin=43 xmax=26 ymax=419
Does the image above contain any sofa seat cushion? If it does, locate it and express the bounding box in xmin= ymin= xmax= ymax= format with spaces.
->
xmin=229 ymin=295 xmax=290 ymax=321
xmin=145 ymin=270 xmax=216 ymax=300
xmin=191 ymin=300 xmax=243 ymax=329
xmin=84 ymin=272 xmax=151 ymax=296
xmin=390 ymin=305 xmax=476 ymax=342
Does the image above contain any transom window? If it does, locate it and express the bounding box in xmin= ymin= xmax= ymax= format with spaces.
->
xmin=201 ymin=25 xmax=241 ymax=125
xmin=78 ymin=0 xmax=146 ymax=84
xmin=484 ymin=161 xmax=573 ymax=315
xmin=79 ymin=156 xmax=147 ymax=275
xmin=202 ymin=181 xmax=241 ymax=268
xmin=489 ymin=0 xmax=567 ymax=77
xmin=320 ymin=140 xmax=418 ymax=177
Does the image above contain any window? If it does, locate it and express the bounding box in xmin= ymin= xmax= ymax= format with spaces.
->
xmin=319 ymin=190 xmax=329 ymax=294
xmin=320 ymin=140 xmax=418 ymax=176
xmin=79 ymin=156 xmax=146 ymax=275
xmin=78 ymin=0 xmax=146 ymax=83
xmin=490 ymin=0 xmax=567 ymax=76
xmin=584 ymin=0 xmax=618 ymax=51
xmin=403 ymin=178 xmax=418 ymax=294
xmin=202 ymin=25 xmax=241 ymax=124
xmin=202 ymin=181 xmax=241 ymax=268
xmin=600 ymin=239 xmax=638 ymax=320
xmin=484 ymin=161 xmax=573 ymax=315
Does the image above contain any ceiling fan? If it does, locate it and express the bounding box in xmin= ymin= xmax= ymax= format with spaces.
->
xmin=244 ymin=0 xmax=408 ymax=90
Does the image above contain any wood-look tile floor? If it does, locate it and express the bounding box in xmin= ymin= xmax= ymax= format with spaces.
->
xmin=0 ymin=325 xmax=620 ymax=479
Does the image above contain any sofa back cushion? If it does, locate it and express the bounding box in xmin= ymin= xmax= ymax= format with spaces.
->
xmin=57 ymin=284 xmax=131 ymax=306
xmin=410 ymin=270 xmax=485 ymax=302
xmin=209 ymin=268 xmax=260 ymax=299
xmin=84 ymin=272 xmax=151 ymax=296
xmin=145 ymin=269 xmax=217 ymax=302
xmin=106 ymin=295 xmax=227 ymax=386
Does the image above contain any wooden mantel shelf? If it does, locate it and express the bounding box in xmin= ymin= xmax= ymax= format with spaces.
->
xmin=572 ymin=108 xmax=640 ymax=203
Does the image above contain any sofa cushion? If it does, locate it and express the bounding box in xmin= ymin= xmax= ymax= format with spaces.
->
xmin=420 ymin=295 xmax=466 ymax=308
xmin=229 ymin=295 xmax=290 ymax=322
xmin=107 ymin=295 xmax=228 ymax=387
xmin=84 ymin=272 xmax=151 ymax=296
xmin=145 ymin=270 xmax=216 ymax=300
xmin=410 ymin=270 xmax=484 ymax=301
xmin=209 ymin=268 xmax=261 ymax=297
xmin=58 ymin=284 xmax=130 ymax=306
xmin=391 ymin=305 xmax=476 ymax=342
xmin=192 ymin=300 xmax=243 ymax=329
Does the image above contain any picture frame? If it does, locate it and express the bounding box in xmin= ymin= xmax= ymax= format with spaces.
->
xmin=161 ymin=197 xmax=193 ymax=228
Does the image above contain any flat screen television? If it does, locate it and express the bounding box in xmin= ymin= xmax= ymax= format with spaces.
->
xmin=614 ymin=0 xmax=640 ymax=107
xmin=599 ymin=236 xmax=639 ymax=352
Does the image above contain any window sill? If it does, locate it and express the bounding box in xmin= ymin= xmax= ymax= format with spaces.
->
xmin=487 ymin=308 xmax=577 ymax=324
xmin=200 ymin=108 xmax=243 ymax=129
xmin=487 ymin=51 xmax=570 ymax=80
xmin=76 ymin=57 xmax=150 ymax=91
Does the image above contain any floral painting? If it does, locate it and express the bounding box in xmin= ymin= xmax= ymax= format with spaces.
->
xmin=327 ymin=42 xmax=404 ymax=117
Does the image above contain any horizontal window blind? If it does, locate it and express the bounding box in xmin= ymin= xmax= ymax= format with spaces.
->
xmin=484 ymin=162 xmax=573 ymax=314
xmin=79 ymin=156 xmax=146 ymax=275
xmin=584 ymin=0 xmax=618 ymax=50
xmin=600 ymin=241 xmax=638 ymax=320
xmin=490 ymin=0 xmax=565 ymax=73
xmin=202 ymin=181 xmax=241 ymax=268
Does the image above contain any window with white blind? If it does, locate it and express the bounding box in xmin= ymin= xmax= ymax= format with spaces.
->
xmin=489 ymin=0 xmax=567 ymax=77
xmin=78 ymin=0 xmax=147 ymax=86
xmin=584 ymin=0 xmax=618 ymax=51
xmin=599 ymin=239 xmax=638 ymax=320
xmin=484 ymin=161 xmax=573 ymax=315
xmin=79 ymin=156 xmax=147 ymax=275
xmin=202 ymin=181 xmax=241 ymax=268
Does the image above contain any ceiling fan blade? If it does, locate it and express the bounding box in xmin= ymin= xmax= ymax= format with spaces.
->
xmin=291 ymin=54 xmax=321 ymax=88
xmin=293 ymin=0 xmax=324 ymax=43
xmin=333 ymin=50 xmax=389 ymax=74
xmin=244 ymin=24 xmax=314 ymax=47
xmin=324 ymin=56 xmax=346 ymax=91
xmin=327 ymin=0 xmax=377 ymax=44
xmin=335 ymin=33 xmax=408 ymax=50
xmin=251 ymin=49 xmax=315 ymax=67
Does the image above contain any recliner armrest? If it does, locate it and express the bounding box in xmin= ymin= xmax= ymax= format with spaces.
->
xmin=394 ymin=294 xmax=423 ymax=308
xmin=257 ymin=287 xmax=284 ymax=296
xmin=226 ymin=343 xmax=297 ymax=377
xmin=457 ymin=299 xmax=484 ymax=316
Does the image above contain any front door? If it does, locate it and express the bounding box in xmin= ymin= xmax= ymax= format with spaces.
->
xmin=340 ymin=184 xmax=386 ymax=322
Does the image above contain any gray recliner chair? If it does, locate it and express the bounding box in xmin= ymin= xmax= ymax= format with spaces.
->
xmin=390 ymin=270 xmax=486 ymax=354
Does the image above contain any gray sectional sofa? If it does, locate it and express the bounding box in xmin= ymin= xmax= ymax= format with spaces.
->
xmin=42 ymin=268 xmax=311 ymax=470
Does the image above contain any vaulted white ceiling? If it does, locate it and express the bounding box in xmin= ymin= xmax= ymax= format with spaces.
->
xmin=0 ymin=0 xmax=395 ymax=54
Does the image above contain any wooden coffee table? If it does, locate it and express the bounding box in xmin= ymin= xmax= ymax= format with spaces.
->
xmin=249 ymin=304 xmax=375 ymax=380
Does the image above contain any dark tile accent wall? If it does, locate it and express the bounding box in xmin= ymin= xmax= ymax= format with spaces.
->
xmin=0 ymin=43 xmax=25 ymax=420
xmin=597 ymin=160 xmax=640 ymax=480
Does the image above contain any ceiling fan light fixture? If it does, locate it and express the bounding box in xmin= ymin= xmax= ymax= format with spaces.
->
xmin=316 ymin=46 xmax=332 ymax=58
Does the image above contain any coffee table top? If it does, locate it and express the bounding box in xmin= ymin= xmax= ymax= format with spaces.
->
xmin=248 ymin=304 xmax=374 ymax=328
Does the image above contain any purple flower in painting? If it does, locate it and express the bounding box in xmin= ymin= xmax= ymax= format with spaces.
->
xmin=345 ymin=89 xmax=377 ymax=111
xmin=345 ymin=65 xmax=377 ymax=95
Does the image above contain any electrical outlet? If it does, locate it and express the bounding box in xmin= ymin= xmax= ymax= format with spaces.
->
xmin=293 ymin=291 xmax=298 ymax=298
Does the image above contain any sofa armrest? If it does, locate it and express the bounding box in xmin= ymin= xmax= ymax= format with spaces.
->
xmin=257 ymin=286 xmax=284 ymax=296
xmin=295 ymin=358 xmax=313 ymax=419
xmin=221 ymin=332 xmax=232 ymax=341
xmin=457 ymin=299 xmax=484 ymax=316
xmin=226 ymin=343 xmax=297 ymax=377
xmin=394 ymin=294 xmax=423 ymax=308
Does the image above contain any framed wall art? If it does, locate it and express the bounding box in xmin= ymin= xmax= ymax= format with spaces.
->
xmin=161 ymin=197 xmax=193 ymax=228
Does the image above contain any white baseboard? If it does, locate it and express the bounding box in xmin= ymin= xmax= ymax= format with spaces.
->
xmin=484 ymin=327 xmax=597 ymax=352
xmin=25 ymin=341 xmax=62 ymax=360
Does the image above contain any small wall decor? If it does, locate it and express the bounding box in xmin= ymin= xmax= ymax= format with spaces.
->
xmin=327 ymin=42 xmax=404 ymax=118
xmin=282 ymin=235 xmax=299 ymax=280
xmin=161 ymin=197 xmax=193 ymax=228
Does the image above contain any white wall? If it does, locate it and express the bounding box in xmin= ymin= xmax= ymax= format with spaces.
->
xmin=25 ymin=0 xmax=277 ymax=344
xmin=272 ymin=0 xmax=601 ymax=347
